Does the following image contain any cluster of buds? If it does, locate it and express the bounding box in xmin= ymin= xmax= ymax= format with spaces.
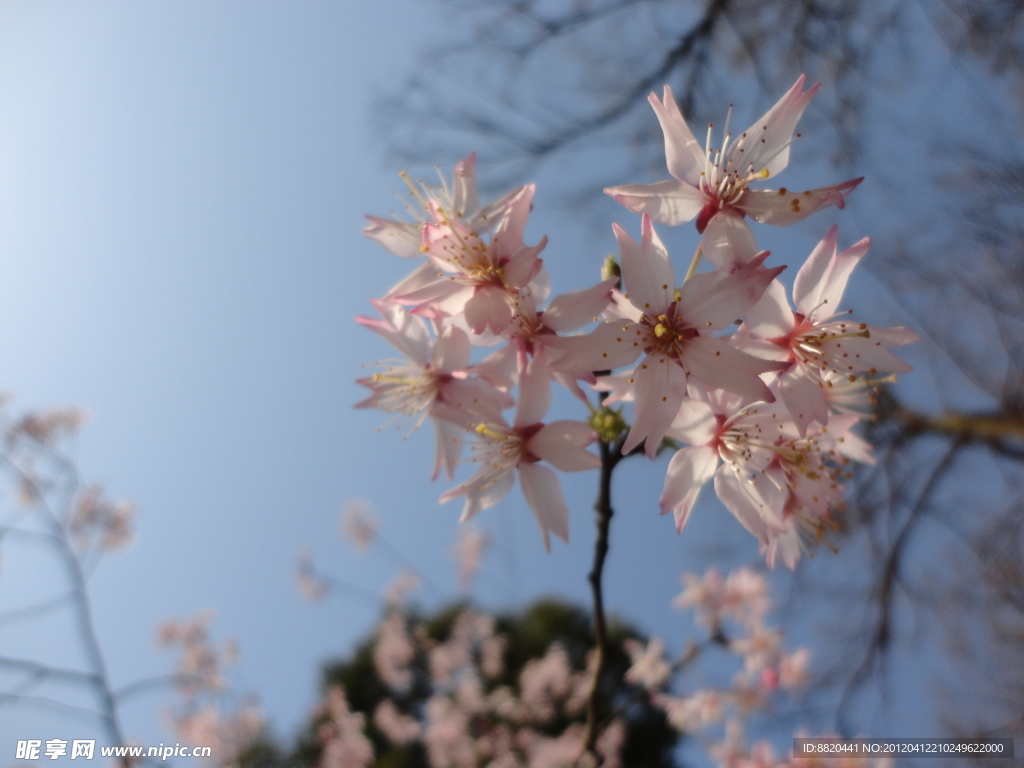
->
xmin=357 ymin=76 xmax=916 ymax=566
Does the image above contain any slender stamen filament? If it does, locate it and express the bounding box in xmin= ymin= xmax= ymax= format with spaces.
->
xmin=398 ymin=171 xmax=429 ymax=209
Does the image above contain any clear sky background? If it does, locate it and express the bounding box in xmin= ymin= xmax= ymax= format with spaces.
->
xmin=0 ymin=1 xmax=967 ymax=760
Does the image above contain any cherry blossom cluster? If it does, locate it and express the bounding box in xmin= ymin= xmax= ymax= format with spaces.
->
xmin=157 ymin=612 xmax=265 ymax=766
xmin=357 ymin=76 xmax=916 ymax=566
xmin=316 ymin=607 xmax=626 ymax=768
xmin=626 ymin=567 xmax=892 ymax=768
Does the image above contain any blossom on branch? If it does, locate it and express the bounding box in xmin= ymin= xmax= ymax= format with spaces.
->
xmin=604 ymin=77 xmax=862 ymax=270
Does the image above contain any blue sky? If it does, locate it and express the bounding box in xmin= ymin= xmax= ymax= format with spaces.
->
xmin=0 ymin=1 xmax=972 ymax=760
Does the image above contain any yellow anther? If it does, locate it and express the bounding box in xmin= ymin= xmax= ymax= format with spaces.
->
xmin=475 ymin=423 xmax=507 ymax=441
xmin=759 ymin=168 xmax=770 ymax=178
xmin=654 ymin=323 xmax=668 ymax=338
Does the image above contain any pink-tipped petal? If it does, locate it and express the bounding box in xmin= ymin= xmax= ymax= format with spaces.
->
xmin=801 ymin=236 xmax=870 ymax=321
xmin=776 ymin=366 xmax=829 ymax=436
xmin=514 ymin=352 xmax=552 ymax=428
xmin=617 ymin=216 xmax=675 ymax=315
xmin=649 ymin=85 xmax=705 ymax=186
xmin=529 ymin=420 xmax=601 ymax=472
xmin=678 ymin=253 xmax=783 ymax=332
xmin=604 ymin=181 xmax=706 ymax=225
xmin=660 ymin=445 xmax=719 ymax=532
xmin=543 ymin=278 xmax=617 ymax=332
xmin=739 ymin=75 xmax=820 ymax=179
xmin=623 ymin=355 xmax=689 ymax=458
xmin=432 ymin=326 xmax=471 ymax=373
xmin=490 ymin=185 xmax=535 ymax=262
xmin=738 ymin=178 xmax=862 ymax=227
xmin=464 ymin=287 xmax=513 ymax=336
xmin=700 ymin=210 xmax=760 ymax=272
xmin=518 ymin=463 xmax=570 ymax=552
xmin=743 ymin=279 xmax=796 ymax=339
xmin=502 ymin=239 xmax=546 ymax=288
xmin=791 ymin=225 xmax=839 ymax=313
xmin=679 ymin=336 xmax=780 ymax=402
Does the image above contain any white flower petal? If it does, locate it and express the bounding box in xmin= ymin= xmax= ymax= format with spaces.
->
xmin=604 ymin=180 xmax=706 ymax=225
xmin=660 ymin=445 xmax=719 ymax=532
xmin=529 ymin=421 xmax=600 ymax=472
xmin=518 ymin=463 xmax=569 ymax=552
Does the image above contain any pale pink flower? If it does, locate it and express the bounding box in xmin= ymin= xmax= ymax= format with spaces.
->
xmin=730 ymin=624 xmax=783 ymax=674
xmin=660 ymin=394 xmax=787 ymax=538
xmin=170 ymin=699 xmax=264 ymax=766
xmin=294 ymin=548 xmax=331 ymax=601
xmin=656 ymin=690 xmax=725 ymax=732
xmin=340 ymin=499 xmax=377 ymax=551
xmin=604 ymin=77 xmax=861 ymax=271
xmin=396 ymin=186 xmax=547 ymax=336
xmin=440 ymin=355 xmax=600 ymax=551
xmin=383 ymin=569 xmax=421 ymax=606
xmin=452 ymin=525 xmax=489 ymax=588
xmin=518 ymin=643 xmax=572 ymax=722
xmin=373 ymin=700 xmax=421 ymax=744
xmin=423 ymin=695 xmax=476 ymax=768
xmin=157 ymin=611 xmax=228 ymax=696
xmin=673 ymin=567 xmax=770 ymax=629
xmin=356 ymin=301 xmax=512 ymax=480
xmin=549 ymin=215 xmax=784 ymax=457
xmin=500 ymin=277 xmax=618 ymax=400
xmin=374 ymin=611 xmax=415 ymax=690
xmin=623 ymin=637 xmax=672 ymax=690
xmin=67 ymin=485 xmax=135 ymax=552
xmin=319 ymin=687 xmax=374 ymax=768
xmin=363 ymin=153 xmax=521 ymax=258
xmin=740 ymin=226 xmax=917 ymax=434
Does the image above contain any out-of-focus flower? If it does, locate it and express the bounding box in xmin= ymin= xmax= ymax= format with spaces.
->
xmin=319 ymin=687 xmax=374 ymax=768
xmin=452 ymin=525 xmax=489 ymax=588
xmin=67 ymin=485 xmax=135 ymax=552
xmin=294 ymin=548 xmax=331 ymax=601
xmin=624 ymin=637 xmax=672 ymax=690
xmin=340 ymin=499 xmax=378 ymax=552
xmin=383 ymin=569 xmax=421 ymax=606
xmin=374 ymin=611 xmax=415 ymax=691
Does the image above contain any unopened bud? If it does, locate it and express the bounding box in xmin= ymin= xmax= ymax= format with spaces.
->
xmin=588 ymin=406 xmax=627 ymax=443
xmin=601 ymin=254 xmax=621 ymax=282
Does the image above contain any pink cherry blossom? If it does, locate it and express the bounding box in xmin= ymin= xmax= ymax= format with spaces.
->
xmin=623 ymin=637 xmax=672 ymax=690
xmin=395 ymin=186 xmax=547 ymax=335
xmin=549 ymin=215 xmax=784 ymax=457
xmin=439 ymin=356 xmax=600 ymax=550
xmin=604 ymin=77 xmax=862 ymax=270
xmin=356 ymin=301 xmax=512 ymax=480
xmin=741 ymin=226 xmax=917 ymax=435
xmin=363 ymin=152 xmax=521 ymax=258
